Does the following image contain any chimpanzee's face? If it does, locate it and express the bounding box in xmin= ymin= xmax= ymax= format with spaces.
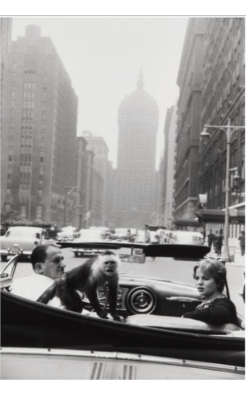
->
xmin=102 ymin=256 xmax=117 ymax=276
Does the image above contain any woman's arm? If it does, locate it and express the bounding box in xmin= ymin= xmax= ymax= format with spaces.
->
xmin=183 ymin=299 xmax=237 ymax=325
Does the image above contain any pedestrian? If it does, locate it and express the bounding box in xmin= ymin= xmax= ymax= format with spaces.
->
xmin=216 ymin=230 xmax=223 ymax=257
xmin=207 ymin=229 xmax=215 ymax=249
xmin=213 ymin=230 xmax=219 ymax=254
xmin=127 ymin=229 xmax=132 ymax=242
xmin=238 ymin=230 xmax=245 ymax=256
xmin=144 ymin=224 xmax=151 ymax=243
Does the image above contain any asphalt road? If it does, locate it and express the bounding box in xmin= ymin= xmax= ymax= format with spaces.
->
xmin=1 ymin=246 xmax=245 ymax=317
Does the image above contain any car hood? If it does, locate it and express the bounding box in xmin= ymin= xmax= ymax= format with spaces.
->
xmin=0 ymin=236 xmax=39 ymax=244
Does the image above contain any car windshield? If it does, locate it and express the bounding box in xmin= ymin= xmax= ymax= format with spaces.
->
xmin=6 ymin=228 xmax=40 ymax=238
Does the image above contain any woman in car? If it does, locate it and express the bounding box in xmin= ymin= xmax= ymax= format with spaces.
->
xmin=183 ymin=259 xmax=238 ymax=326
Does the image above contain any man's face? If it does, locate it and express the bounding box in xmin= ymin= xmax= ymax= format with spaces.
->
xmin=42 ymin=246 xmax=65 ymax=280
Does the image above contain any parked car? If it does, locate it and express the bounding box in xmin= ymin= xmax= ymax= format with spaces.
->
xmin=1 ymin=242 xmax=244 ymax=379
xmin=134 ymin=229 xmax=159 ymax=243
xmin=71 ymin=228 xmax=111 ymax=257
xmin=158 ymin=230 xmax=204 ymax=246
xmin=110 ymin=228 xmax=129 ymax=241
xmin=56 ymin=226 xmax=77 ymax=242
xmin=0 ymin=226 xmax=49 ymax=261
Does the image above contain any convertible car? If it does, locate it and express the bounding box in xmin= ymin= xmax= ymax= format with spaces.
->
xmin=1 ymin=242 xmax=245 ymax=379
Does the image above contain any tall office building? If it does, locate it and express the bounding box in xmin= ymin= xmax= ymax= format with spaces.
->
xmin=197 ymin=18 xmax=245 ymax=239
xmin=1 ymin=25 xmax=78 ymax=224
xmin=1 ymin=18 xmax=12 ymax=141
xmin=162 ymin=104 xmax=177 ymax=228
xmin=199 ymin=18 xmax=245 ymax=210
xmin=113 ymin=71 xmax=159 ymax=228
xmin=174 ymin=19 xmax=206 ymax=221
xmin=82 ymin=131 xmax=109 ymax=226
xmin=0 ymin=18 xmax=12 ymax=57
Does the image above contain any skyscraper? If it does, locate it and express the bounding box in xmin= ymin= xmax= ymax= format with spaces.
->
xmin=162 ymin=104 xmax=177 ymax=228
xmin=113 ymin=71 xmax=159 ymax=228
xmin=82 ymin=131 xmax=109 ymax=226
xmin=1 ymin=25 xmax=78 ymax=224
xmin=174 ymin=19 xmax=206 ymax=221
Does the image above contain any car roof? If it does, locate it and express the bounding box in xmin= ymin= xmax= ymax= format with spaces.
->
xmin=58 ymin=241 xmax=210 ymax=259
xmin=8 ymin=226 xmax=44 ymax=231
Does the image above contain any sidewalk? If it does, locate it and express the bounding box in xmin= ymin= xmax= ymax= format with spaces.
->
xmin=207 ymin=248 xmax=245 ymax=267
xmin=229 ymin=252 xmax=245 ymax=268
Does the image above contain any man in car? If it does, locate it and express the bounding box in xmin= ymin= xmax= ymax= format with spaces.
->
xmin=11 ymin=244 xmax=65 ymax=307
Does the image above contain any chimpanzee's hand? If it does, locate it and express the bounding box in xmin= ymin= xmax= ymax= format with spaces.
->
xmin=112 ymin=314 xmax=124 ymax=322
xmin=97 ymin=310 xmax=109 ymax=319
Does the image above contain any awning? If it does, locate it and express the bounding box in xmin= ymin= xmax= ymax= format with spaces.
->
xmin=195 ymin=209 xmax=245 ymax=224
xmin=173 ymin=219 xmax=202 ymax=227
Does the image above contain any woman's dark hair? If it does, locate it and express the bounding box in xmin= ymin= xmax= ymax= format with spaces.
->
xmin=193 ymin=259 xmax=227 ymax=293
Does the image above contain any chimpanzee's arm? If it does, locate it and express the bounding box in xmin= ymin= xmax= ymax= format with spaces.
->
xmin=85 ymin=280 xmax=108 ymax=319
xmin=108 ymin=275 xmax=122 ymax=321
xmin=37 ymin=281 xmax=58 ymax=304
xmin=37 ymin=279 xmax=83 ymax=313
xmin=57 ymin=281 xmax=83 ymax=313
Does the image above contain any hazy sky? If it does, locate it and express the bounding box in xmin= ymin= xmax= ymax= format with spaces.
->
xmin=11 ymin=16 xmax=188 ymax=168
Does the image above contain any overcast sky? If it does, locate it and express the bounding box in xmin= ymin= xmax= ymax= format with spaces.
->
xmin=11 ymin=17 xmax=188 ymax=168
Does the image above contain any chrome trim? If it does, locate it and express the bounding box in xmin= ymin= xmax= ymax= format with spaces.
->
xmin=121 ymin=364 xmax=136 ymax=380
xmin=1 ymin=348 xmax=244 ymax=374
xmin=89 ymin=362 xmax=106 ymax=380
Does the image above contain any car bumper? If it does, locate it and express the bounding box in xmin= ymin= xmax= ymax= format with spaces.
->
xmin=0 ymin=249 xmax=32 ymax=256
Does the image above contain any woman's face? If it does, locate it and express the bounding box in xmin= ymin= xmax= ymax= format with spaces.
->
xmin=195 ymin=267 xmax=218 ymax=300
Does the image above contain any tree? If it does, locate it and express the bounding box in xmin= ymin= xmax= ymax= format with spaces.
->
xmin=0 ymin=209 xmax=23 ymax=224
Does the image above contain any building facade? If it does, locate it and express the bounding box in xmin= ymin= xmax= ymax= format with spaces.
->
xmin=112 ymin=71 xmax=159 ymax=228
xmin=1 ymin=25 xmax=78 ymax=224
xmin=82 ymin=131 xmax=109 ymax=226
xmin=0 ymin=18 xmax=12 ymax=58
xmin=174 ymin=19 xmax=206 ymax=221
xmin=162 ymin=104 xmax=177 ymax=228
xmin=1 ymin=18 xmax=12 ymax=152
xmin=104 ymin=161 xmax=116 ymax=229
xmin=198 ymin=18 xmax=245 ymax=242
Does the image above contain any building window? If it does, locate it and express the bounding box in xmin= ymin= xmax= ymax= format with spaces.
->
xmin=36 ymin=206 xmax=43 ymax=220
xmin=20 ymin=205 xmax=27 ymax=218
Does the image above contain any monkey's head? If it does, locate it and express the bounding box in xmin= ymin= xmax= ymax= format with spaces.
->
xmin=97 ymin=250 xmax=121 ymax=277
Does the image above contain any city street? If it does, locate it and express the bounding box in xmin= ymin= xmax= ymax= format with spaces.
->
xmin=2 ymin=246 xmax=245 ymax=318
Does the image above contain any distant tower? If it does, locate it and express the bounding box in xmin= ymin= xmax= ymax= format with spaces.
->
xmin=82 ymin=131 xmax=109 ymax=226
xmin=1 ymin=25 xmax=78 ymax=225
xmin=113 ymin=71 xmax=159 ymax=228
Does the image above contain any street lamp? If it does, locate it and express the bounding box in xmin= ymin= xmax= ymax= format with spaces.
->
xmin=230 ymin=167 xmax=245 ymax=197
xmin=200 ymin=119 xmax=245 ymax=262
